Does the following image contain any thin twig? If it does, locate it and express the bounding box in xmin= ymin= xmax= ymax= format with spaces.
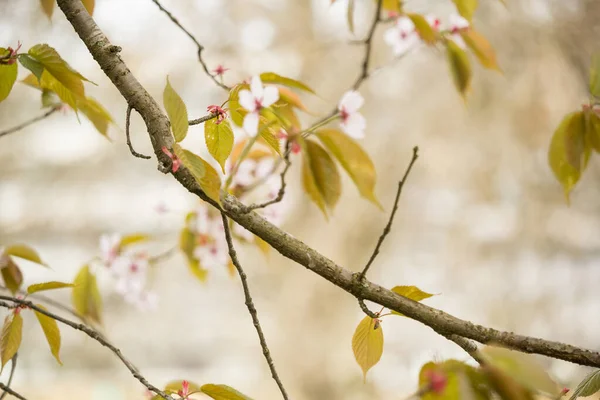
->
xmin=359 ymin=146 xmax=419 ymax=280
xmin=220 ymin=213 xmax=289 ymax=400
xmin=189 ymin=113 xmax=217 ymax=126
xmin=125 ymin=105 xmax=151 ymax=159
xmin=358 ymin=299 xmax=379 ymax=319
xmin=352 ymin=0 xmax=384 ymax=90
xmin=0 ymin=353 xmax=19 ymax=400
xmin=150 ymin=0 xmax=229 ymax=91
xmin=0 ymin=296 xmax=173 ymax=400
xmin=0 ymin=107 xmax=59 ymax=138
xmin=0 ymin=383 xmax=26 ymax=400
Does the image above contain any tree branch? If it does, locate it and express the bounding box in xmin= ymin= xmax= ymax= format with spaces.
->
xmin=56 ymin=0 xmax=600 ymax=369
xmin=0 ymin=353 xmax=20 ymax=400
xmin=189 ymin=113 xmax=217 ymax=126
xmin=0 ymin=107 xmax=58 ymax=138
xmin=220 ymin=213 xmax=289 ymax=400
xmin=126 ymin=104 xmax=151 ymax=159
xmin=149 ymin=0 xmax=229 ymax=91
xmin=0 ymin=383 xmax=26 ymax=400
xmin=0 ymin=296 xmax=173 ymax=400
xmin=352 ymin=0 xmax=384 ymax=90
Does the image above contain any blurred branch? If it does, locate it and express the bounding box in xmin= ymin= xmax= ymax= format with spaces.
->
xmin=220 ymin=213 xmax=289 ymax=400
xmin=0 ymin=107 xmax=58 ymax=138
xmin=57 ymin=0 xmax=600 ymax=369
xmin=126 ymin=105 xmax=151 ymax=159
xmin=0 ymin=383 xmax=26 ymax=400
xmin=0 ymin=296 xmax=173 ymax=400
xmin=149 ymin=0 xmax=230 ymax=91
xmin=0 ymin=353 xmax=20 ymax=400
xmin=352 ymin=0 xmax=384 ymax=90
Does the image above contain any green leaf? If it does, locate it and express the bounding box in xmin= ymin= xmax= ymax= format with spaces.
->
xmin=589 ymin=54 xmax=600 ymax=98
xmin=17 ymin=54 xmax=44 ymax=81
xmin=77 ymin=96 xmax=114 ymax=138
xmin=570 ymin=370 xmax=600 ymax=399
xmin=381 ymin=0 xmax=402 ymax=13
xmin=173 ymin=144 xmax=222 ymax=204
xmin=446 ymin=39 xmax=472 ymax=99
xmin=408 ymin=14 xmax=437 ymax=44
xmin=205 ymin=119 xmax=234 ymax=173
xmin=347 ymin=0 xmax=355 ymax=33
xmin=585 ymin=110 xmax=600 ymax=152
xmin=1 ymin=260 xmax=23 ymax=295
xmin=119 ymin=234 xmax=150 ymax=248
xmin=452 ymin=0 xmax=478 ymax=21
xmin=258 ymin=118 xmax=282 ymax=155
xmin=419 ymin=360 xmax=491 ymax=400
xmin=72 ymin=265 xmax=102 ymax=325
xmin=4 ymin=244 xmax=46 ymax=266
xmin=390 ymin=285 xmax=435 ymax=316
xmin=352 ymin=315 xmax=384 ymax=381
xmin=301 ymin=139 xmax=342 ymax=217
xmin=41 ymin=89 xmax=61 ymax=108
xmin=315 ymin=128 xmax=380 ymax=207
xmin=33 ymin=304 xmax=62 ymax=365
xmin=179 ymin=227 xmax=208 ymax=283
xmin=461 ymin=29 xmax=500 ymax=71
xmin=27 ymin=281 xmax=74 ymax=294
xmin=40 ymin=0 xmax=55 ymax=19
xmin=40 ymin=69 xmax=78 ymax=111
xmin=82 ymin=0 xmax=95 ymax=15
xmin=201 ymin=384 xmax=254 ymax=400
xmin=548 ymin=111 xmax=591 ymax=201
xmin=0 ymin=313 xmax=22 ymax=372
xmin=259 ymin=72 xmax=315 ymax=94
xmin=480 ymin=346 xmax=559 ymax=397
xmin=163 ymin=76 xmax=189 ymax=142
xmin=0 ymin=52 xmax=18 ymax=103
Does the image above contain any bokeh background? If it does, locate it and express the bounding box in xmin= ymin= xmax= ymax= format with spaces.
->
xmin=1 ymin=0 xmax=600 ymax=398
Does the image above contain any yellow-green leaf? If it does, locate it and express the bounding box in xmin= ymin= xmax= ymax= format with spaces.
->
xmin=40 ymin=0 xmax=55 ymax=19
xmin=260 ymin=72 xmax=315 ymax=94
xmin=173 ymin=145 xmax=222 ymax=204
xmin=570 ymin=370 xmax=600 ymax=400
xmin=0 ymin=51 xmax=18 ymax=103
xmin=201 ymin=383 xmax=254 ymax=400
xmin=462 ymin=29 xmax=500 ymax=71
xmin=77 ymin=96 xmax=114 ymax=138
xmin=0 ymin=313 xmax=22 ymax=372
xmin=119 ymin=234 xmax=150 ymax=248
xmin=258 ymin=117 xmax=282 ymax=155
xmin=301 ymin=139 xmax=342 ymax=217
xmin=40 ymin=69 xmax=78 ymax=111
xmin=205 ymin=119 xmax=234 ymax=173
xmin=548 ymin=111 xmax=590 ymax=201
xmin=315 ymin=128 xmax=380 ymax=207
xmin=452 ymin=0 xmax=478 ymax=21
xmin=390 ymin=285 xmax=434 ymax=316
xmin=381 ymin=0 xmax=402 ymax=13
xmin=589 ymin=54 xmax=600 ymax=98
xmin=352 ymin=315 xmax=384 ymax=381
xmin=446 ymin=39 xmax=472 ymax=99
xmin=4 ymin=244 xmax=46 ymax=266
xmin=72 ymin=265 xmax=102 ymax=324
xmin=17 ymin=54 xmax=44 ymax=81
xmin=408 ymin=14 xmax=437 ymax=44
xmin=1 ymin=260 xmax=22 ymax=295
xmin=347 ymin=0 xmax=355 ymax=33
xmin=278 ymin=86 xmax=311 ymax=114
xmin=82 ymin=0 xmax=95 ymax=14
xmin=33 ymin=304 xmax=62 ymax=365
xmin=27 ymin=281 xmax=74 ymax=294
xmin=585 ymin=110 xmax=600 ymax=152
xmin=179 ymin=228 xmax=208 ymax=283
xmin=163 ymin=76 xmax=189 ymax=142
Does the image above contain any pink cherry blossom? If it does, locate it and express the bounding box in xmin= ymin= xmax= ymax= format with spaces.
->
xmin=338 ymin=91 xmax=366 ymax=139
xmin=238 ymin=76 xmax=279 ymax=136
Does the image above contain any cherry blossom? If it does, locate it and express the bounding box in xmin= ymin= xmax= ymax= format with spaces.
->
xmin=338 ymin=91 xmax=366 ymax=139
xmin=447 ymin=14 xmax=470 ymax=48
xmin=384 ymin=16 xmax=420 ymax=56
xmin=161 ymin=146 xmax=182 ymax=173
xmin=99 ymin=233 xmax=121 ymax=266
xmin=212 ymin=64 xmax=229 ymax=77
xmin=110 ymin=251 xmax=158 ymax=311
xmin=238 ymin=76 xmax=279 ymax=136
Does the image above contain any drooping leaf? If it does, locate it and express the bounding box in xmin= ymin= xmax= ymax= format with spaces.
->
xmin=347 ymin=0 xmax=355 ymax=33
xmin=589 ymin=54 xmax=600 ymax=99
xmin=446 ymin=39 xmax=472 ymax=99
xmin=228 ymin=83 xmax=249 ymax=127
xmin=4 ymin=244 xmax=46 ymax=266
xmin=77 ymin=96 xmax=114 ymax=138
xmin=82 ymin=0 xmax=95 ymax=15
xmin=260 ymin=72 xmax=315 ymax=94
xmin=205 ymin=119 xmax=234 ymax=173
xmin=173 ymin=145 xmax=222 ymax=204
xmin=315 ymin=128 xmax=380 ymax=207
xmin=201 ymin=383 xmax=254 ymax=400
xmin=0 ymin=50 xmax=18 ymax=103
xmin=258 ymin=117 xmax=282 ymax=155
xmin=17 ymin=54 xmax=44 ymax=81
xmin=352 ymin=315 xmax=384 ymax=381
xmin=408 ymin=14 xmax=437 ymax=44
xmin=119 ymin=234 xmax=150 ymax=248
xmin=72 ymin=265 xmax=102 ymax=324
xmin=301 ymin=139 xmax=342 ymax=217
xmin=40 ymin=0 xmax=55 ymax=19
xmin=0 ymin=313 xmax=22 ymax=372
xmin=27 ymin=281 xmax=74 ymax=294
xmin=163 ymin=77 xmax=189 ymax=142
xmin=452 ymin=0 xmax=478 ymax=21
xmin=33 ymin=304 xmax=62 ymax=365
xmin=179 ymin=228 xmax=208 ymax=283
xmin=1 ymin=260 xmax=23 ymax=295
xmin=570 ymin=370 xmax=600 ymax=400
xmin=462 ymin=29 xmax=500 ymax=71
xmin=390 ymin=285 xmax=435 ymax=316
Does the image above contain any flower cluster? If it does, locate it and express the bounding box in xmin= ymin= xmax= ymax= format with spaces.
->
xmin=191 ymin=206 xmax=228 ymax=271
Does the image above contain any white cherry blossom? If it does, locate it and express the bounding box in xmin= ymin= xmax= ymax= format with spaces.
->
xmin=238 ymin=76 xmax=279 ymax=136
xmin=384 ymin=16 xmax=420 ymax=56
xmin=338 ymin=91 xmax=366 ymax=139
xmin=448 ymin=14 xmax=470 ymax=49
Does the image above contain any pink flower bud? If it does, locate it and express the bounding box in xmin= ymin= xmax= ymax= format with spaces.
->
xmin=424 ymin=369 xmax=447 ymax=394
xmin=161 ymin=146 xmax=181 ymax=172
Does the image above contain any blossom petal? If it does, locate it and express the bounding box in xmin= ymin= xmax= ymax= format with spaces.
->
xmin=250 ymin=76 xmax=264 ymax=99
xmin=238 ymin=90 xmax=256 ymax=112
xmin=396 ymin=15 xmax=415 ymax=31
xmin=449 ymin=13 xmax=470 ymax=30
xmin=338 ymin=90 xmax=364 ymax=113
xmin=261 ymin=85 xmax=280 ymax=107
xmin=341 ymin=112 xmax=366 ymax=139
xmin=243 ymin=111 xmax=260 ymax=137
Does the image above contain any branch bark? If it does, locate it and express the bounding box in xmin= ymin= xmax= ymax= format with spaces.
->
xmin=56 ymin=0 xmax=600 ymax=369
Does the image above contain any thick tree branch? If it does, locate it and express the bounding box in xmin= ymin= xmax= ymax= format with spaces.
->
xmin=220 ymin=213 xmax=289 ymax=400
xmin=0 ymin=107 xmax=58 ymax=138
xmin=56 ymin=0 xmax=600 ymax=369
xmin=126 ymin=104 xmax=151 ymax=159
xmin=0 ymin=296 xmax=172 ymax=400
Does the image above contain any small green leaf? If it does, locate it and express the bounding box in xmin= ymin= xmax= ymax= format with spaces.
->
xmin=33 ymin=304 xmax=62 ymax=365
xmin=390 ymin=285 xmax=435 ymax=316
xmin=446 ymin=39 xmax=472 ymax=99
xmin=347 ymin=0 xmax=355 ymax=33
xmin=259 ymin=72 xmax=315 ymax=94
xmin=316 ymin=128 xmax=380 ymax=207
xmin=119 ymin=234 xmax=150 ymax=248
xmin=452 ymin=0 xmax=478 ymax=21
xmin=173 ymin=144 xmax=222 ymax=204
xmin=4 ymin=244 xmax=46 ymax=266
xmin=570 ymin=370 xmax=600 ymax=399
xmin=77 ymin=96 xmax=114 ymax=138
xmin=40 ymin=0 xmax=55 ymax=19
xmin=17 ymin=54 xmax=44 ymax=81
xmin=201 ymin=383 xmax=254 ymax=400
xmin=407 ymin=14 xmax=437 ymax=44
xmin=163 ymin=76 xmax=189 ymax=142
xmin=301 ymin=139 xmax=342 ymax=217
xmin=1 ymin=260 xmax=23 ymax=295
xmin=461 ymin=29 xmax=500 ymax=71
xmin=0 ymin=313 xmax=22 ymax=372
xmin=72 ymin=265 xmax=102 ymax=324
xmin=205 ymin=119 xmax=234 ymax=173
xmin=27 ymin=281 xmax=74 ymax=294
xmin=0 ymin=51 xmax=18 ymax=103
xmin=589 ymin=54 xmax=600 ymax=98
xmin=352 ymin=315 xmax=384 ymax=381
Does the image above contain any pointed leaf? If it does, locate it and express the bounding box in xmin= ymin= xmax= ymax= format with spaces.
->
xmin=72 ymin=265 xmax=102 ymax=324
xmin=301 ymin=139 xmax=342 ymax=217
xmin=119 ymin=234 xmax=150 ymax=248
xmin=4 ymin=244 xmax=46 ymax=266
xmin=0 ymin=50 xmax=18 ymax=103
xmin=1 ymin=260 xmax=23 ymax=295
xmin=570 ymin=370 xmax=600 ymax=399
xmin=163 ymin=77 xmax=189 ymax=142
xmin=82 ymin=0 xmax=95 ymax=14
xmin=589 ymin=54 xmax=600 ymax=98
xmin=408 ymin=14 xmax=437 ymax=44
xmin=352 ymin=315 xmax=384 ymax=381
xmin=316 ymin=128 xmax=380 ymax=207
xmin=452 ymin=0 xmax=478 ymax=21
xmin=259 ymin=72 xmax=315 ymax=94
xmin=462 ymin=29 xmax=500 ymax=71
xmin=33 ymin=304 xmax=62 ymax=365
xmin=77 ymin=96 xmax=114 ymax=138
xmin=40 ymin=0 xmax=55 ymax=19
xmin=446 ymin=40 xmax=472 ymax=98
xmin=391 ymin=285 xmax=435 ymax=316
xmin=27 ymin=281 xmax=74 ymax=294
xmin=205 ymin=119 xmax=234 ymax=173
xmin=0 ymin=313 xmax=22 ymax=372
xmin=200 ymin=383 xmax=254 ymax=400
xmin=173 ymin=145 xmax=222 ymax=204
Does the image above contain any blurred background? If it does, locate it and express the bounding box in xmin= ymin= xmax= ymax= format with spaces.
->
xmin=1 ymin=0 xmax=600 ymax=398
